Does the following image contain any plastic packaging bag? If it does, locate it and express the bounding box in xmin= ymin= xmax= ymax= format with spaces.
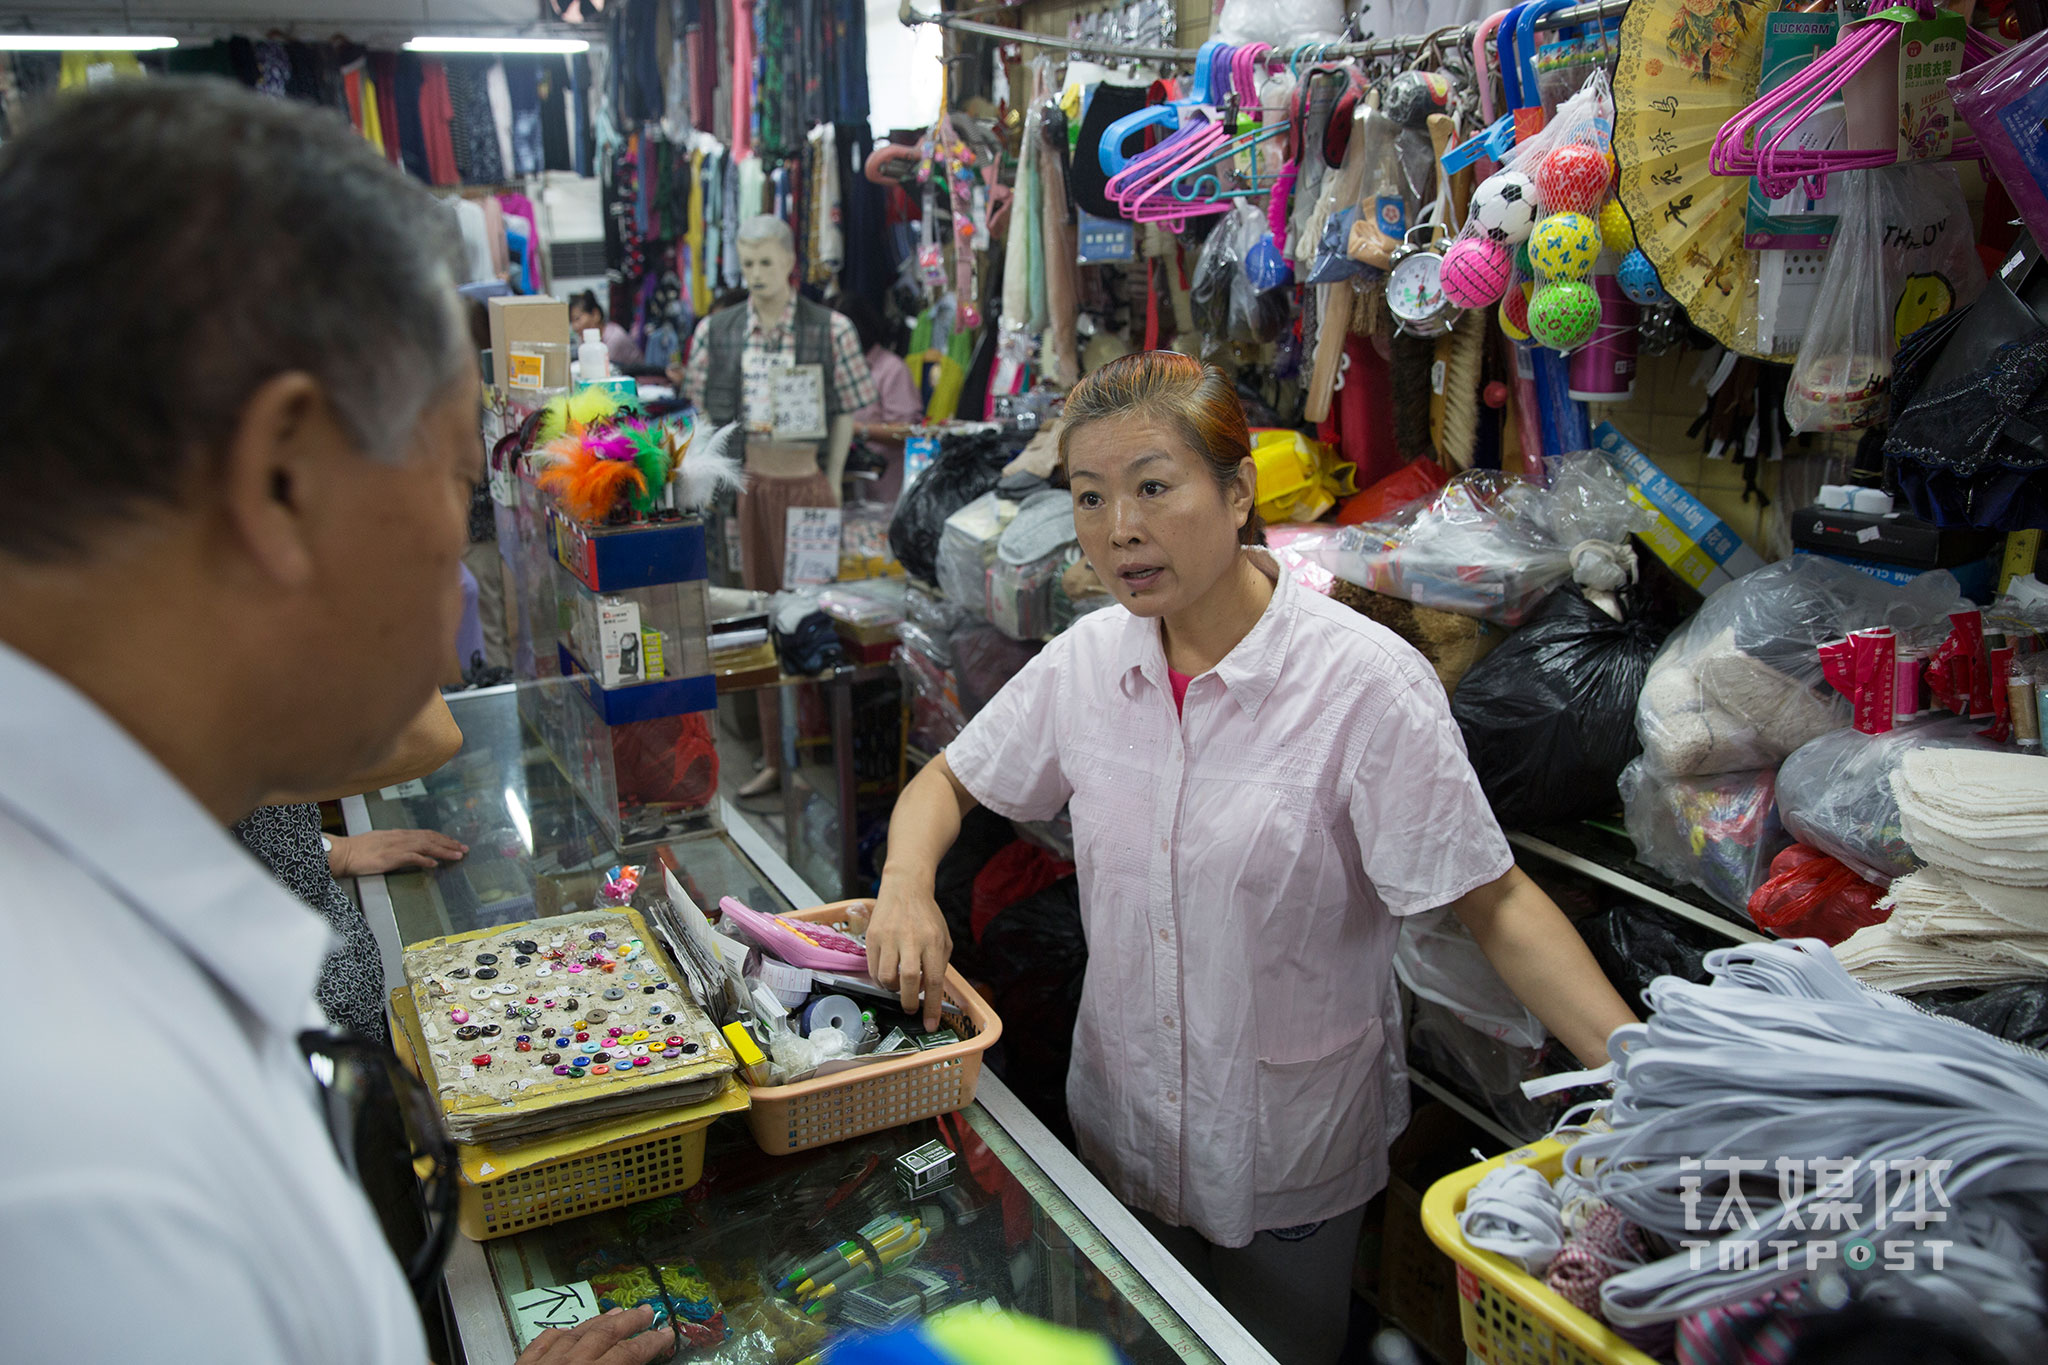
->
xmin=1746 ymin=843 xmax=1891 ymax=944
xmin=888 ymin=427 xmax=1011 ymax=583
xmin=950 ymin=623 xmax=1041 ymax=718
xmin=934 ymin=491 xmax=1017 ymax=614
xmin=1911 ymin=980 xmax=2048 ymax=1051
xmin=1951 ymin=29 xmax=2048 ymax=269
xmin=1786 ymin=165 xmax=1983 ymax=433
xmin=1618 ymin=759 xmax=1789 ymax=915
xmin=1214 ymin=0 xmax=1343 ymax=46
xmin=895 ymin=643 xmax=965 ymax=752
xmin=1407 ymin=998 xmax=1553 ymax=1143
xmin=1452 ymin=586 xmax=1671 ymax=828
xmin=1296 ymin=452 xmax=1647 ymax=625
xmin=1395 ymin=907 xmax=1545 ymax=1048
xmin=1579 ymin=903 xmax=1719 ymax=1008
xmin=1635 ymin=557 xmax=1967 ymax=777
xmin=1775 ymin=717 xmax=2002 ymax=883
xmin=1190 ymin=209 xmax=1250 ymax=360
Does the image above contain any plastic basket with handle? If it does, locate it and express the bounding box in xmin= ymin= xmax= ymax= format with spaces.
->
xmin=744 ymin=901 xmax=1002 ymax=1156
xmin=390 ymin=986 xmax=751 ymax=1240
xmin=1419 ymin=1139 xmax=1661 ymax=1365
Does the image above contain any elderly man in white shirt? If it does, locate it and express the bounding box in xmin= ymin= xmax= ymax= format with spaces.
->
xmin=0 ymin=82 xmax=671 ymax=1365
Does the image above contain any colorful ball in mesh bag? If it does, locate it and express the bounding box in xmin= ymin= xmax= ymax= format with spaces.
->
xmin=1529 ymin=212 xmax=1600 ymax=282
xmin=1440 ymin=236 xmax=1512 ymax=308
xmin=1499 ymin=280 xmax=1534 ymax=340
xmin=1470 ymin=170 xmax=1538 ymax=245
xmin=1536 ymin=142 xmax=1614 ymax=216
xmin=1514 ymin=239 xmax=1533 ymax=276
xmin=1599 ymin=199 xmax=1636 ymax=255
xmin=1619 ymin=248 xmax=1672 ymax=305
xmin=1529 ymin=280 xmax=1601 ymax=350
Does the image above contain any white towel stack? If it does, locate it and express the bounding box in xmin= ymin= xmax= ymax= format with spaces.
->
xmin=1832 ymin=749 xmax=2048 ymax=991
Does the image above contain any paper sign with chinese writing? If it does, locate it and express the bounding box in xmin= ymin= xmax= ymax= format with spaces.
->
xmin=770 ymin=364 xmax=828 ymax=441
xmin=784 ymin=506 xmax=843 ymax=586
xmin=509 ymin=1282 xmax=601 ymax=1346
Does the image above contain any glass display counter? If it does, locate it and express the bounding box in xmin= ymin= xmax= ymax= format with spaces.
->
xmin=348 ymin=688 xmax=1276 ymax=1365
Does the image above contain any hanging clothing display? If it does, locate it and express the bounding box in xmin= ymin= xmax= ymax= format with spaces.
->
xmin=538 ymin=55 xmax=573 ymax=173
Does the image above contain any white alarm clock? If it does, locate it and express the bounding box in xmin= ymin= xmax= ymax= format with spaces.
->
xmin=1386 ymin=226 xmax=1457 ymax=337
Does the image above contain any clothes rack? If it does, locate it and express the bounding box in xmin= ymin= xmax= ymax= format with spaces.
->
xmin=899 ymin=0 xmax=1631 ymax=66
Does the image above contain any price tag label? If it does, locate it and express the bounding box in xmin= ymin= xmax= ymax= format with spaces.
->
xmin=783 ymin=505 xmax=843 ymax=587
xmin=770 ymin=364 xmax=828 ymax=442
xmin=508 ymin=1282 xmax=600 ymax=1347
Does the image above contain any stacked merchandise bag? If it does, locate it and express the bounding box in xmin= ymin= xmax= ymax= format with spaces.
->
xmin=1834 ymin=749 xmax=2048 ymax=990
xmin=1620 ymin=559 xmax=1966 ymax=915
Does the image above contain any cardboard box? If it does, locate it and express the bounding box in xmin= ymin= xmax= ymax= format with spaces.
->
xmin=1594 ymin=422 xmax=1767 ymax=594
xmin=488 ymin=295 xmax=571 ymax=393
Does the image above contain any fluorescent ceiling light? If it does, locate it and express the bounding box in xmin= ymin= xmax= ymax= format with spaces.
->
xmin=403 ymin=36 xmax=590 ymax=55
xmin=0 ymin=35 xmax=178 ymax=50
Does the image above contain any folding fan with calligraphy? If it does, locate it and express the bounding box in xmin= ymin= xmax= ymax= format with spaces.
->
xmin=1615 ymin=0 xmax=1790 ymax=361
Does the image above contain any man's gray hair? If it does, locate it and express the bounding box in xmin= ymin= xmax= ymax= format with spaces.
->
xmin=0 ymin=79 xmax=468 ymax=559
xmin=736 ymin=213 xmax=796 ymax=256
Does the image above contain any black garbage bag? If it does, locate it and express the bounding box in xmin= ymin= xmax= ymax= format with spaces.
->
xmin=1452 ymin=585 xmax=1669 ymax=828
xmin=1580 ymin=902 xmax=1719 ymax=1010
xmin=888 ymin=427 xmax=1012 ymax=583
xmin=1908 ymin=982 xmax=2048 ymax=1052
xmin=975 ymin=876 xmax=1086 ymax=1144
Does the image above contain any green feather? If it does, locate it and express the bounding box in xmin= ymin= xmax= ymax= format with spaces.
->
xmin=623 ymin=422 xmax=671 ymax=513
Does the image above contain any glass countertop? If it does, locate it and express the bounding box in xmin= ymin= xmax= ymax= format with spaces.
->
xmin=358 ymin=688 xmax=791 ymax=953
xmin=352 ymin=686 xmax=1271 ymax=1365
xmin=480 ymin=1109 xmax=1222 ymax=1364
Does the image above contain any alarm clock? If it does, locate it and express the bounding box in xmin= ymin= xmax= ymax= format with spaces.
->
xmin=1386 ymin=226 xmax=1458 ymax=337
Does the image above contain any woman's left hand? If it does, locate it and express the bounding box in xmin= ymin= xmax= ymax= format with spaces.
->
xmin=328 ymin=829 xmax=468 ymax=878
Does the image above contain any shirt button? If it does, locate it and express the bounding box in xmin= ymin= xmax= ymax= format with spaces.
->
xmin=1159 ymin=838 xmax=1169 ymax=853
xmin=1162 ymin=1014 xmax=1175 ymax=1028
xmin=1159 ymin=928 xmax=1171 ymax=944
xmin=1166 ymin=1090 xmax=1179 ymax=1104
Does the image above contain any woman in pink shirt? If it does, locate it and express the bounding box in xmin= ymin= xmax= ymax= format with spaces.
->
xmin=872 ymin=352 xmax=1636 ymax=1363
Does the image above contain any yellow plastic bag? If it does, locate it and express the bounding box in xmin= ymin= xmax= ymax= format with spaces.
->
xmin=1250 ymin=428 xmax=1357 ymax=525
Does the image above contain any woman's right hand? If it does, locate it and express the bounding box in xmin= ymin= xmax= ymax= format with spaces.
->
xmin=867 ymin=874 xmax=953 ymax=1032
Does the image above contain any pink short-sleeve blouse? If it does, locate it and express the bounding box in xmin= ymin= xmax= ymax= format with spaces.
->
xmin=943 ymin=549 xmax=1513 ymax=1247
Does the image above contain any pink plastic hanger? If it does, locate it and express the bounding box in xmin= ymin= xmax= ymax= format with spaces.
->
xmin=1710 ymin=1 xmax=1992 ymax=200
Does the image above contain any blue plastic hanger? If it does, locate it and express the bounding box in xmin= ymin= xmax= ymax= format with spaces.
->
xmin=1099 ymin=39 xmax=1227 ymax=175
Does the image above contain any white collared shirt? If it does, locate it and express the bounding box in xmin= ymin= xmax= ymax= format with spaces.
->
xmin=945 ymin=550 xmax=1513 ymax=1247
xmin=0 ymin=643 xmax=426 ymax=1362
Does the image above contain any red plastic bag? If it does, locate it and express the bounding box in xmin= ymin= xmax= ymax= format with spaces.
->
xmin=1336 ymin=455 xmax=1450 ymax=525
xmin=1746 ymin=843 xmax=1890 ymax=944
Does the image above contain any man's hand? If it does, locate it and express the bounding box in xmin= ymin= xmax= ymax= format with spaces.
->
xmin=514 ymin=1306 xmax=675 ymax=1365
xmin=327 ymin=828 xmax=468 ymax=878
xmin=866 ymin=881 xmax=953 ymax=1032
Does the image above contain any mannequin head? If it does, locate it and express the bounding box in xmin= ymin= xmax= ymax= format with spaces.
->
xmin=737 ymin=215 xmax=795 ymax=321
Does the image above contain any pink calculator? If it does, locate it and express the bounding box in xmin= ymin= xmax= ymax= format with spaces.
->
xmin=719 ymin=897 xmax=871 ymax=972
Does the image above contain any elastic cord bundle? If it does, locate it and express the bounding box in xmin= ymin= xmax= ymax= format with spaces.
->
xmin=1557 ymin=940 xmax=2048 ymax=1357
xmin=1458 ymin=1161 xmax=1565 ymax=1274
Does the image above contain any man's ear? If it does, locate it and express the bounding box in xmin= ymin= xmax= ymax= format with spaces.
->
xmin=218 ymin=372 xmax=335 ymax=588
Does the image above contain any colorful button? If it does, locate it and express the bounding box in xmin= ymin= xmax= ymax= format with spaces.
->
xmin=664 ymin=1035 xmax=684 ymax=1048
xmin=566 ymin=964 xmax=584 ymax=974
xmin=589 ymin=931 xmax=607 ymax=943
xmin=449 ymin=967 xmax=470 ymax=980
xmin=475 ymin=953 xmax=498 ymax=966
xmin=535 ymin=966 xmax=552 ymax=977
xmin=513 ymin=955 xmax=531 ymax=966
xmin=592 ymin=1064 xmax=611 ymax=1075
xmin=663 ymin=1048 xmax=680 ymax=1059
xmin=682 ymin=1042 xmax=699 ymax=1054
xmin=575 ymin=1031 xmax=590 ymax=1042
xmin=479 ymin=1024 xmax=501 ymax=1037
xmin=631 ymin=1056 xmax=650 ymax=1068
xmin=513 ymin=940 xmax=538 ymax=955
xmin=472 ymin=1054 xmax=491 ymax=1067
xmin=541 ymin=1051 xmax=560 ymax=1064
xmin=470 ymin=986 xmax=493 ymax=1000
xmin=514 ymin=1033 xmax=531 ymax=1044
xmin=643 ymin=985 xmax=658 ymax=995
xmin=580 ymin=1040 xmax=599 ymax=1053
xmin=662 ymin=1013 xmax=677 ymax=1025
xmin=585 ymin=1009 xmax=609 ymax=1023
xmin=562 ymin=998 xmax=580 ymax=1011
xmin=553 ymin=1065 xmax=570 ymax=1076
xmin=600 ymin=963 xmax=616 ymax=974
xmin=455 ymin=1025 xmax=480 ymax=1040
xmin=592 ymin=1051 xmax=612 ymax=1064
xmin=474 ymin=967 xmax=498 ymax=980
xmin=629 ymin=1044 xmax=650 ymax=1057
xmin=602 ymin=987 xmax=624 ymax=1001
xmin=516 ymin=1041 xmax=532 ymax=1053
xmin=449 ymin=1009 xmax=470 ymax=1025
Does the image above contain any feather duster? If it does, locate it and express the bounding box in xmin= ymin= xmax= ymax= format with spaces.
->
xmin=534 ymin=437 xmax=647 ymax=523
xmin=671 ymin=420 xmax=746 ymax=511
xmin=533 ymin=388 xmax=639 ymax=447
xmin=621 ymin=421 xmax=672 ymax=514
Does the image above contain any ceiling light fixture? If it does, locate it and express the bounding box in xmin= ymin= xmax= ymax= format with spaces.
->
xmin=0 ymin=35 xmax=178 ymax=51
xmin=402 ymin=36 xmax=590 ymax=55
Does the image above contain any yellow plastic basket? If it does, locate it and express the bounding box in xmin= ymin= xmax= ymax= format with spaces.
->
xmin=1419 ymin=1140 xmax=1660 ymax=1365
xmin=391 ymin=987 xmax=752 ymax=1239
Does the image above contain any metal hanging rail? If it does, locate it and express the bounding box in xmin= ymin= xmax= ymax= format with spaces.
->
xmin=900 ymin=0 xmax=1632 ymax=65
